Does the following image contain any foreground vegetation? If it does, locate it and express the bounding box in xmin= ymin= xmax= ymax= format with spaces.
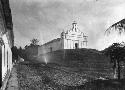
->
xmin=16 ymin=61 xmax=125 ymax=90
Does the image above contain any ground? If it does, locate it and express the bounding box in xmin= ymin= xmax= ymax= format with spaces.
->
xmin=5 ymin=60 xmax=125 ymax=90
xmin=5 ymin=49 xmax=125 ymax=90
xmin=16 ymin=61 xmax=87 ymax=90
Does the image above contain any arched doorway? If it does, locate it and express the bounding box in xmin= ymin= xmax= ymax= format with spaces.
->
xmin=75 ymin=43 xmax=78 ymax=49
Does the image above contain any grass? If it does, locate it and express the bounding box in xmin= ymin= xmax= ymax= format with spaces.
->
xmin=83 ymin=79 xmax=125 ymax=90
xmin=37 ymin=49 xmax=113 ymax=79
xmin=31 ymin=48 xmax=125 ymax=89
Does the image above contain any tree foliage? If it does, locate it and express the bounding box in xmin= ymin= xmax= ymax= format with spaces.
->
xmin=105 ymin=18 xmax=125 ymax=35
xmin=11 ymin=46 xmax=18 ymax=59
xmin=11 ymin=46 xmax=26 ymax=62
xmin=30 ymin=38 xmax=39 ymax=46
xmin=23 ymin=38 xmax=39 ymax=60
xmin=104 ymin=43 xmax=125 ymax=79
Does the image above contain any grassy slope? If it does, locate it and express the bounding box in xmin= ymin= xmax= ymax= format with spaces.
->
xmin=37 ymin=48 xmax=113 ymax=77
xmin=34 ymin=49 xmax=125 ymax=89
xmin=38 ymin=48 xmax=110 ymax=65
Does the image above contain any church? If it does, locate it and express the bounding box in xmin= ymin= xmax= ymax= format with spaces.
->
xmin=38 ymin=21 xmax=88 ymax=55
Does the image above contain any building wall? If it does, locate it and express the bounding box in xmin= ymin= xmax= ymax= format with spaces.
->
xmin=38 ymin=39 xmax=63 ymax=55
xmin=0 ymin=0 xmax=14 ymax=88
xmin=63 ymin=39 xmax=86 ymax=49
xmin=2 ymin=34 xmax=12 ymax=82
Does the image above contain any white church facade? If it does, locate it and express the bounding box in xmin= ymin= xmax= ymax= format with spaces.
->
xmin=38 ymin=21 xmax=88 ymax=55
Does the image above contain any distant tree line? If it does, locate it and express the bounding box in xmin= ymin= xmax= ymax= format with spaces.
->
xmin=11 ymin=38 xmax=39 ymax=62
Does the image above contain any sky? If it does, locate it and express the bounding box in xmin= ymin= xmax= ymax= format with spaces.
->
xmin=9 ymin=0 xmax=125 ymax=50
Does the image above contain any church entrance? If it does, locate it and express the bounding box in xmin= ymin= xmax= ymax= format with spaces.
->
xmin=75 ymin=43 xmax=78 ymax=49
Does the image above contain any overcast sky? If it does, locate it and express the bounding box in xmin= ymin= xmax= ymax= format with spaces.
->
xmin=9 ymin=0 xmax=125 ymax=50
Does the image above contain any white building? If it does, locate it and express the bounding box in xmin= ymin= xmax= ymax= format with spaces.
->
xmin=38 ymin=21 xmax=88 ymax=55
xmin=0 ymin=0 xmax=14 ymax=89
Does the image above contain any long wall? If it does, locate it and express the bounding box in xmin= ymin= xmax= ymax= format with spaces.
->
xmin=38 ymin=36 xmax=87 ymax=55
xmin=38 ymin=38 xmax=63 ymax=55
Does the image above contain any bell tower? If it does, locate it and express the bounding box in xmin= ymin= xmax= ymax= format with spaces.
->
xmin=72 ymin=21 xmax=78 ymax=32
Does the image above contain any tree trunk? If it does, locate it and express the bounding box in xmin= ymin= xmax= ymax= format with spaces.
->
xmin=117 ymin=61 xmax=120 ymax=79
xmin=114 ymin=60 xmax=117 ymax=79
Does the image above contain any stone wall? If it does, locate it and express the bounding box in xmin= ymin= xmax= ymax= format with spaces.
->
xmin=38 ymin=38 xmax=63 ymax=55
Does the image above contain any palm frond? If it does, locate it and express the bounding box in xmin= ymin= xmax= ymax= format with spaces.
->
xmin=105 ymin=18 xmax=125 ymax=35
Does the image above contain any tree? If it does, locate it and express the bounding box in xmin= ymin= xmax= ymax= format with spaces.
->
xmin=30 ymin=38 xmax=39 ymax=46
xmin=105 ymin=18 xmax=125 ymax=35
xmin=24 ymin=45 xmax=28 ymax=49
xmin=11 ymin=46 xmax=18 ymax=60
xmin=104 ymin=43 xmax=125 ymax=79
xmin=23 ymin=38 xmax=39 ymax=60
xmin=18 ymin=47 xmax=23 ymax=57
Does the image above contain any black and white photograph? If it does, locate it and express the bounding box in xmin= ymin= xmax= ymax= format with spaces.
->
xmin=1 ymin=0 xmax=125 ymax=90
